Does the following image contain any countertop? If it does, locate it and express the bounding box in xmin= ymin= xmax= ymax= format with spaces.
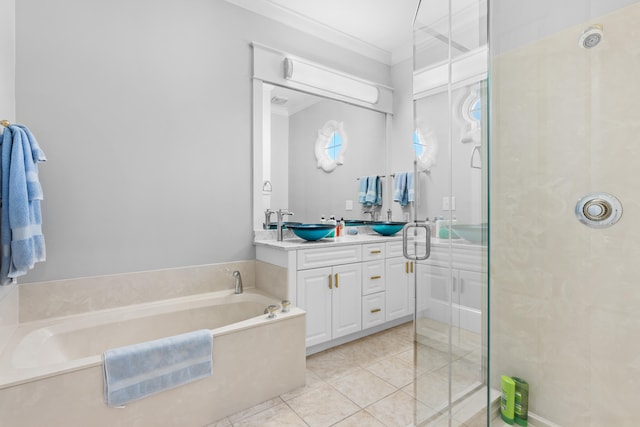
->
xmin=254 ymin=229 xmax=484 ymax=251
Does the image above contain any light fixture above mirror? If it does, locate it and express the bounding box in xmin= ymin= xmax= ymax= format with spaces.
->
xmin=284 ymin=57 xmax=380 ymax=104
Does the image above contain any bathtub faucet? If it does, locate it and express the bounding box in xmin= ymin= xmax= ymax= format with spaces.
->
xmin=233 ymin=270 xmax=243 ymax=294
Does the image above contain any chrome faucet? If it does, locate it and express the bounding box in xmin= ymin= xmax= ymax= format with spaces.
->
xmin=387 ymin=208 xmax=392 ymax=222
xmin=362 ymin=208 xmax=375 ymax=222
xmin=264 ymin=209 xmax=276 ymax=229
xmin=233 ymin=270 xmax=243 ymax=294
xmin=276 ymin=209 xmax=294 ymax=241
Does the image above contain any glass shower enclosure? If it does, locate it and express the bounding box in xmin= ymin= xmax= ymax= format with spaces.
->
xmin=411 ymin=0 xmax=489 ymax=425
xmin=412 ymin=0 xmax=640 ymax=425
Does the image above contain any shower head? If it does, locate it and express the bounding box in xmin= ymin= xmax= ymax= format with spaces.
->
xmin=579 ymin=25 xmax=603 ymax=49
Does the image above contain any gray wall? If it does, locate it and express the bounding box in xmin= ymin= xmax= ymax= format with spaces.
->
xmin=15 ymin=0 xmax=391 ymax=282
xmin=270 ymin=112 xmax=289 ymax=210
xmin=288 ymin=99 xmax=387 ymax=223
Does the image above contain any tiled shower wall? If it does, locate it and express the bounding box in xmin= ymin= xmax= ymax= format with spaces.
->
xmin=491 ymin=3 xmax=640 ymax=425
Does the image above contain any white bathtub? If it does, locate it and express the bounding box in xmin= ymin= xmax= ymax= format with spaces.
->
xmin=0 ymin=289 xmax=306 ymax=426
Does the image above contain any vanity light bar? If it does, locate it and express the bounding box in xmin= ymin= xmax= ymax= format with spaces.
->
xmin=284 ymin=57 xmax=380 ymax=105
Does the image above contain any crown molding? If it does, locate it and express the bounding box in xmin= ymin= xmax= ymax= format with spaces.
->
xmin=224 ymin=0 xmax=392 ymax=65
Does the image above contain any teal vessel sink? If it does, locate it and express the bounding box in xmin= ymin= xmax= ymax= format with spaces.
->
xmin=450 ymin=224 xmax=487 ymax=244
xmin=287 ymin=224 xmax=336 ymax=241
xmin=370 ymin=221 xmax=406 ymax=236
xmin=264 ymin=222 xmax=301 ymax=230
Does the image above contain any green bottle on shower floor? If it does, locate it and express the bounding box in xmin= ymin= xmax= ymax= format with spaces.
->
xmin=501 ymin=375 xmax=515 ymax=424
xmin=513 ymin=377 xmax=529 ymax=426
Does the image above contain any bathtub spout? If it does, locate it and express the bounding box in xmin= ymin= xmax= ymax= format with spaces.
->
xmin=233 ymin=271 xmax=243 ymax=294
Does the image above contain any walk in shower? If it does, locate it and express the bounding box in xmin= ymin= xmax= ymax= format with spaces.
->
xmin=413 ymin=0 xmax=640 ymax=425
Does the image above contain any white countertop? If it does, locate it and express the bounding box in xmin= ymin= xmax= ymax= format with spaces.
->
xmin=254 ymin=229 xmax=484 ymax=251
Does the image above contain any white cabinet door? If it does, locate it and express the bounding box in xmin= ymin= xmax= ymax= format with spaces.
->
xmin=332 ymin=263 xmax=362 ymax=339
xmin=385 ymin=257 xmax=414 ymax=321
xmin=416 ymin=263 xmax=483 ymax=334
xmin=416 ymin=263 xmax=451 ymax=325
xmin=457 ymin=269 xmax=482 ymax=334
xmin=297 ymin=267 xmax=332 ymax=347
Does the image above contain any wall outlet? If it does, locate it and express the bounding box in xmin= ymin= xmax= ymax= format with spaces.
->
xmin=442 ymin=196 xmax=456 ymax=211
xmin=345 ymin=200 xmax=353 ymax=211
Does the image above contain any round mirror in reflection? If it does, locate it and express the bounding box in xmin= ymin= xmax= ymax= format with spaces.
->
xmin=315 ymin=120 xmax=348 ymax=172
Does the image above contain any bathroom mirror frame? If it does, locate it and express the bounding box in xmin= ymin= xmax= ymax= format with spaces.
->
xmin=252 ymin=43 xmax=394 ymax=230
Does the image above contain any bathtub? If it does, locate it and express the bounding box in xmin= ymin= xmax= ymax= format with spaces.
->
xmin=0 ymin=289 xmax=306 ymax=426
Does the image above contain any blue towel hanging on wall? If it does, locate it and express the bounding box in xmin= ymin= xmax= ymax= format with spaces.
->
xmin=393 ymin=172 xmax=414 ymax=207
xmin=0 ymin=124 xmax=47 ymax=285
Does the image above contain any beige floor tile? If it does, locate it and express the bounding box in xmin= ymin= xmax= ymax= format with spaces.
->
xmin=232 ymin=402 xmax=307 ymax=427
xmin=367 ymin=330 xmax=414 ymax=359
xmin=280 ymin=368 xmax=325 ymax=401
xmin=365 ymin=355 xmax=415 ymax=388
xmin=306 ymin=347 xmax=361 ymax=380
xmin=286 ymin=381 xmax=360 ymax=427
xmin=423 ymin=411 xmax=468 ymax=427
xmin=332 ymin=410 xmax=387 ymax=427
xmin=366 ymin=390 xmax=438 ymax=427
xmin=333 ymin=339 xmax=382 ymax=365
xmin=227 ymin=397 xmax=284 ymax=424
xmin=327 ymin=367 xmax=397 ymax=408
xmin=412 ymin=370 xmax=450 ymax=409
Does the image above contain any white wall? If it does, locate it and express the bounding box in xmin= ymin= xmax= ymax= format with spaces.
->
xmin=270 ymin=112 xmax=289 ymax=211
xmin=0 ymin=0 xmax=14 ymax=124
xmin=15 ymin=0 xmax=391 ymax=282
xmin=0 ymin=0 xmax=17 ymax=352
xmin=389 ymin=58 xmax=415 ymax=221
xmin=288 ymin=99 xmax=387 ymax=223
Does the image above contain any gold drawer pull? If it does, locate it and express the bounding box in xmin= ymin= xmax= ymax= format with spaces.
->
xmin=328 ymin=274 xmax=333 ymax=289
xmin=370 ymin=249 xmax=382 ymax=254
xmin=370 ymin=275 xmax=381 ymax=280
xmin=335 ymin=273 xmax=339 ymax=288
xmin=370 ymin=308 xmax=381 ymax=313
xmin=405 ymin=262 xmax=409 ymax=274
xmin=410 ymin=262 xmax=414 ymax=273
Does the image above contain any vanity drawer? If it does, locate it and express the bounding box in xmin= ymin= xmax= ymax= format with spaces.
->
xmin=362 ymin=292 xmax=386 ymax=329
xmin=297 ymin=245 xmax=362 ymax=270
xmin=386 ymin=240 xmax=404 ymax=258
xmin=362 ymin=260 xmax=385 ymax=295
xmin=362 ymin=243 xmax=385 ymax=261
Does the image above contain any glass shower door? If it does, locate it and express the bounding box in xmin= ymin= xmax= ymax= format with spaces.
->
xmin=411 ymin=1 xmax=489 ymax=425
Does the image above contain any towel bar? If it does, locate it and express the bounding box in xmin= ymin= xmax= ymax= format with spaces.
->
xmin=0 ymin=120 xmax=10 ymax=127
xmin=356 ymin=175 xmax=386 ymax=180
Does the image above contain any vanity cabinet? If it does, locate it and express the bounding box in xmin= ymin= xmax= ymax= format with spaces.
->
xmin=255 ymin=235 xmax=473 ymax=350
xmin=296 ymin=245 xmax=363 ymax=347
xmin=384 ymin=241 xmax=415 ymax=322
xmin=297 ymin=263 xmax=362 ymax=347
xmin=416 ymin=245 xmax=484 ymax=334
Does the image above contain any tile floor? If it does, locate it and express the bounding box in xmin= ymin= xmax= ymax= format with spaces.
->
xmin=209 ymin=320 xmax=494 ymax=427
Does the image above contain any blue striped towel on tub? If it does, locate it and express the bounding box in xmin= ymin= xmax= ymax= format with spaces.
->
xmin=103 ymin=329 xmax=213 ymax=407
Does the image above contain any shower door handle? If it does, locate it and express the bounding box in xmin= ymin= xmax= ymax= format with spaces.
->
xmin=402 ymin=221 xmax=431 ymax=261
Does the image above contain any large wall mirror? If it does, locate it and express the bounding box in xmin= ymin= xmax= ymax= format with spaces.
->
xmin=252 ymin=44 xmax=393 ymax=229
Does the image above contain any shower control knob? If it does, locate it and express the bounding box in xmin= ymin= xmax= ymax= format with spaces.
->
xmin=575 ymin=193 xmax=622 ymax=228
